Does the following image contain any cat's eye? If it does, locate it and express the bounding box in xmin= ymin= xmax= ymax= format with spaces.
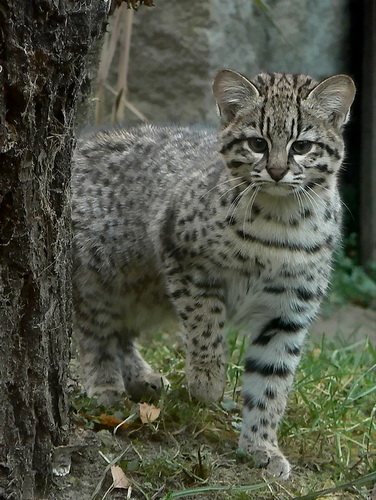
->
xmin=248 ymin=137 xmax=268 ymax=154
xmin=291 ymin=140 xmax=312 ymax=155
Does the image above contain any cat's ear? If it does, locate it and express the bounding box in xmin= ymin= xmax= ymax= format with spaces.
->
xmin=307 ymin=74 xmax=356 ymax=126
xmin=213 ymin=69 xmax=260 ymax=125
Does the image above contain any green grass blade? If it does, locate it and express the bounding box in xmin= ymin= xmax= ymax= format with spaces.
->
xmin=292 ymin=471 xmax=376 ymax=500
xmin=162 ymin=479 xmax=271 ymax=499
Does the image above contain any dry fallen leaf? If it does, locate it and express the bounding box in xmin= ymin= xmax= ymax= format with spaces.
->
xmin=111 ymin=465 xmax=130 ymax=489
xmin=139 ymin=402 xmax=161 ymax=424
xmin=81 ymin=402 xmax=160 ymax=432
xmin=81 ymin=412 xmax=138 ymax=431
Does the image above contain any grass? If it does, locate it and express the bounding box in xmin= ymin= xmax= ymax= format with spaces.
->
xmin=329 ymin=236 xmax=376 ymax=309
xmin=283 ymin=336 xmax=375 ymax=473
xmin=71 ymin=326 xmax=376 ymax=500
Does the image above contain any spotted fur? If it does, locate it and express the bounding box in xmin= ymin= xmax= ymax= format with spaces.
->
xmin=72 ymin=70 xmax=355 ymax=479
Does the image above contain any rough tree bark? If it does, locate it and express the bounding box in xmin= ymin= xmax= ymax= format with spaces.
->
xmin=0 ymin=2 xmax=107 ymax=498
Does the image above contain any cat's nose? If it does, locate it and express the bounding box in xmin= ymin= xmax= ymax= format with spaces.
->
xmin=266 ymin=167 xmax=288 ymax=182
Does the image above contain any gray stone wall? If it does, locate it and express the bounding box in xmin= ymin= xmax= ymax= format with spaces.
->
xmin=124 ymin=0 xmax=351 ymax=125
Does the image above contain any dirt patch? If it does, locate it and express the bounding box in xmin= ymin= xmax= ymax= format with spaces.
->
xmin=46 ymin=305 xmax=375 ymax=499
xmin=312 ymin=304 xmax=376 ymax=344
xmin=47 ymin=428 xmax=334 ymax=500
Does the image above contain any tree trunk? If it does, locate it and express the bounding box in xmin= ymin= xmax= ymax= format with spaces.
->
xmin=0 ymin=2 xmax=107 ymax=498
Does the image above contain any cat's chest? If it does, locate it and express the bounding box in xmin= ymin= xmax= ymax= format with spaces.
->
xmin=195 ymin=204 xmax=337 ymax=272
xmin=222 ymin=269 xmax=264 ymax=326
xmin=173 ymin=180 xmax=339 ymax=269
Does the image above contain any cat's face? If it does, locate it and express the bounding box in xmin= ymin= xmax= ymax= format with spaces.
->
xmin=213 ymin=70 xmax=355 ymax=197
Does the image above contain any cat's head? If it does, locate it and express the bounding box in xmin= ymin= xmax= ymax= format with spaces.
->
xmin=213 ymin=69 xmax=355 ymax=197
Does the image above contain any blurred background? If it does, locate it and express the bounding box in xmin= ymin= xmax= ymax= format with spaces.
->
xmin=86 ymin=0 xmax=376 ymax=310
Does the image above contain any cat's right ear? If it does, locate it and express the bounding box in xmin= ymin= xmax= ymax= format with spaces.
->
xmin=307 ymin=74 xmax=356 ymax=127
xmin=213 ymin=69 xmax=260 ymax=126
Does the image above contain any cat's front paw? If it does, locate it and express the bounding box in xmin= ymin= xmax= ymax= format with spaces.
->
xmin=186 ymin=365 xmax=226 ymax=404
xmin=238 ymin=437 xmax=291 ymax=480
xmin=126 ymin=373 xmax=170 ymax=402
xmin=265 ymin=453 xmax=291 ymax=480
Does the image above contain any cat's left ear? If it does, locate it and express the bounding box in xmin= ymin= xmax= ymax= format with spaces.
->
xmin=213 ymin=69 xmax=260 ymax=126
xmin=307 ymin=74 xmax=356 ymax=126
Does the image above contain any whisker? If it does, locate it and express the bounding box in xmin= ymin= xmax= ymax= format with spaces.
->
xmin=226 ymin=190 xmax=245 ymax=223
xmin=226 ymin=183 xmax=255 ymax=222
xmin=199 ymin=176 xmax=244 ymax=201
xmin=224 ymin=183 xmax=251 ymax=220
xmin=243 ymin=186 xmax=260 ymax=235
xmin=309 ymin=182 xmax=355 ymax=221
xmin=338 ymin=199 xmax=354 ymax=221
xmin=293 ymin=189 xmax=304 ymax=219
xmin=218 ymin=180 xmax=249 ymax=206
xmin=300 ymin=186 xmax=324 ymax=214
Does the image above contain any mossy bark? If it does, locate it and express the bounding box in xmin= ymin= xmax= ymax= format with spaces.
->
xmin=0 ymin=2 xmax=107 ymax=498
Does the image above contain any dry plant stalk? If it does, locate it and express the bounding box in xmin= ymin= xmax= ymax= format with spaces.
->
xmin=111 ymin=0 xmax=154 ymax=11
xmin=95 ymin=3 xmax=147 ymax=125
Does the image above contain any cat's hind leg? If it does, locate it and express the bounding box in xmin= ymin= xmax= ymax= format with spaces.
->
xmin=77 ymin=324 xmax=169 ymax=404
xmin=77 ymin=329 xmax=127 ymax=406
xmin=74 ymin=284 xmax=168 ymax=404
xmin=73 ymin=265 xmax=130 ymax=405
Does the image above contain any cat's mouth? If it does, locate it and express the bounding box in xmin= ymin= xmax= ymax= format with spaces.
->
xmin=249 ymin=179 xmax=301 ymax=197
xmin=261 ymin=184 xmax=296 ymax=197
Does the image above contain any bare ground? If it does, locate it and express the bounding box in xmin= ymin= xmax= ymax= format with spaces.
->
xmin=47 ymin=304 xmax=375 ymax=500
xmin=311 ymin=304 xmax=376 ymax=345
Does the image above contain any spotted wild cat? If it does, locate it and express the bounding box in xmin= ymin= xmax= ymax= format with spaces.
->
xmin=72 ymin=70 xmax=355 ymax=479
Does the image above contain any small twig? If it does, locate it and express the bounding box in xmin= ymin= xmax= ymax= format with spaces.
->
xmin=90 ymin=448 xmax=130 ymax=500
xmin=130 ymin=441 xmax=143 ymax=461
xmin=123 ymin=98 xmax=148 ymax=121
xmin=113 ymin=409 xmax=139 ymax=436
xmin=151 ymin=484 xmax=166 ymax=500
xmin=98 ymin=450 xmax=111 ymax=464
xmin=100 ymin=482 xmax=114 ymax=500
xmin=112 ymin=4 xmax=133 ymax=123
xmin=105 ymin=82 xmax=148 ymax=120
xmin=95 ymin=7 xmax=124 ymax=124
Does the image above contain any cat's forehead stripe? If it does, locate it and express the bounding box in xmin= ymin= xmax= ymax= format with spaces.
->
xmin=252 ymin=72 xmax=316 ymax=98
xmin=240 ymin=73 xmax=317 ymax=140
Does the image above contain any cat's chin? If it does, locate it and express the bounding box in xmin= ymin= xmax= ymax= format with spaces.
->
xmin=259 ymin=183 xmax=296 ymax=197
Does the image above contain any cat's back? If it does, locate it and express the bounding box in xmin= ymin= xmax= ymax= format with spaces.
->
xmin=72 ymin=123 xmax=219 ymax=266
xmin=73 ymin=123 xmax=217 ymax=194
